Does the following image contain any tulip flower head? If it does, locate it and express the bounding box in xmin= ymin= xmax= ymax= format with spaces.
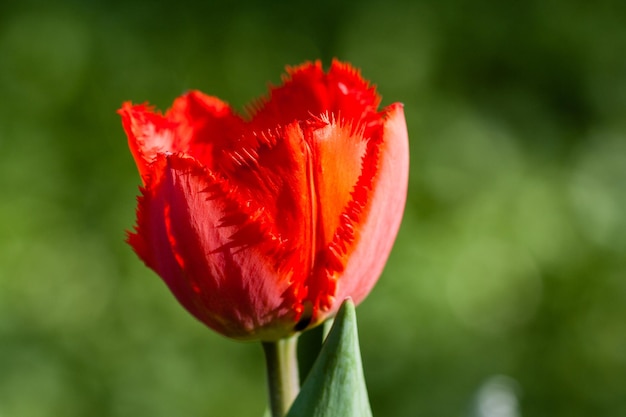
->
xmin=120 ymin=60 xmax=409 ymax=341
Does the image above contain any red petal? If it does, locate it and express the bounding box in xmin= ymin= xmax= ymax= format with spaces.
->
xmin=306 ymin=116 xmax=368 ymax=248
xmin=330 ymin=104 xmax=409 ymax=312
xmin=248 ymin=59 xmax=381 ymax=131
xmin=219 ymin=123 xmax=313 ymax=241
xmin=119 ymin=102 xmax=176 ymax=181
xmin=165 ymin=91 xmax=244 ymax=167
xmin=289 ymin=104 xmax=408 ymax=327
xmin=129 ymin=153 xmax=307 ymax=340
xmin=118 ymin=91 xmax=244 ymax=181
xmin=298 ymin=115 xmax=380 ymax=323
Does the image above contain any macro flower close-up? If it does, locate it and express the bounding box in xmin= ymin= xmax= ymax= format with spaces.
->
xmin=119 ymin=60 xmax=409 ymax=341
xmin=3 ymin=0 xmax=624 ymax=414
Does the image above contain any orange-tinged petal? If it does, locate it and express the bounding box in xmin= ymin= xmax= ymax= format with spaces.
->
xmin=330 ymin=103 xmax=409 ymax=312
xmin=286 ymin=104 xmax=409 ymax=328
xmin=306 ymin=115 xmax=368 ymax=247
xmin=288 ymin=115 xmax=372 ymax=323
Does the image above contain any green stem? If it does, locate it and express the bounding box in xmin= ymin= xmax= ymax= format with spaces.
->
xmin=262 ymin=336 xmax=300 ymax=417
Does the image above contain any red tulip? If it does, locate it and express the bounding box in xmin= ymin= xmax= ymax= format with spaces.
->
xmin=119 ymin=60 xmax=409 ymax=341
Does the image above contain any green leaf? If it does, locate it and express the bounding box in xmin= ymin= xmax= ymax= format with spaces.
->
xmin=286 ymin=299 xmax=373 ymax=417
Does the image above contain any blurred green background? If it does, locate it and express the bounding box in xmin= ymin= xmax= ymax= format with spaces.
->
xmin=1 ymin=0 xmax=625 ymax=416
